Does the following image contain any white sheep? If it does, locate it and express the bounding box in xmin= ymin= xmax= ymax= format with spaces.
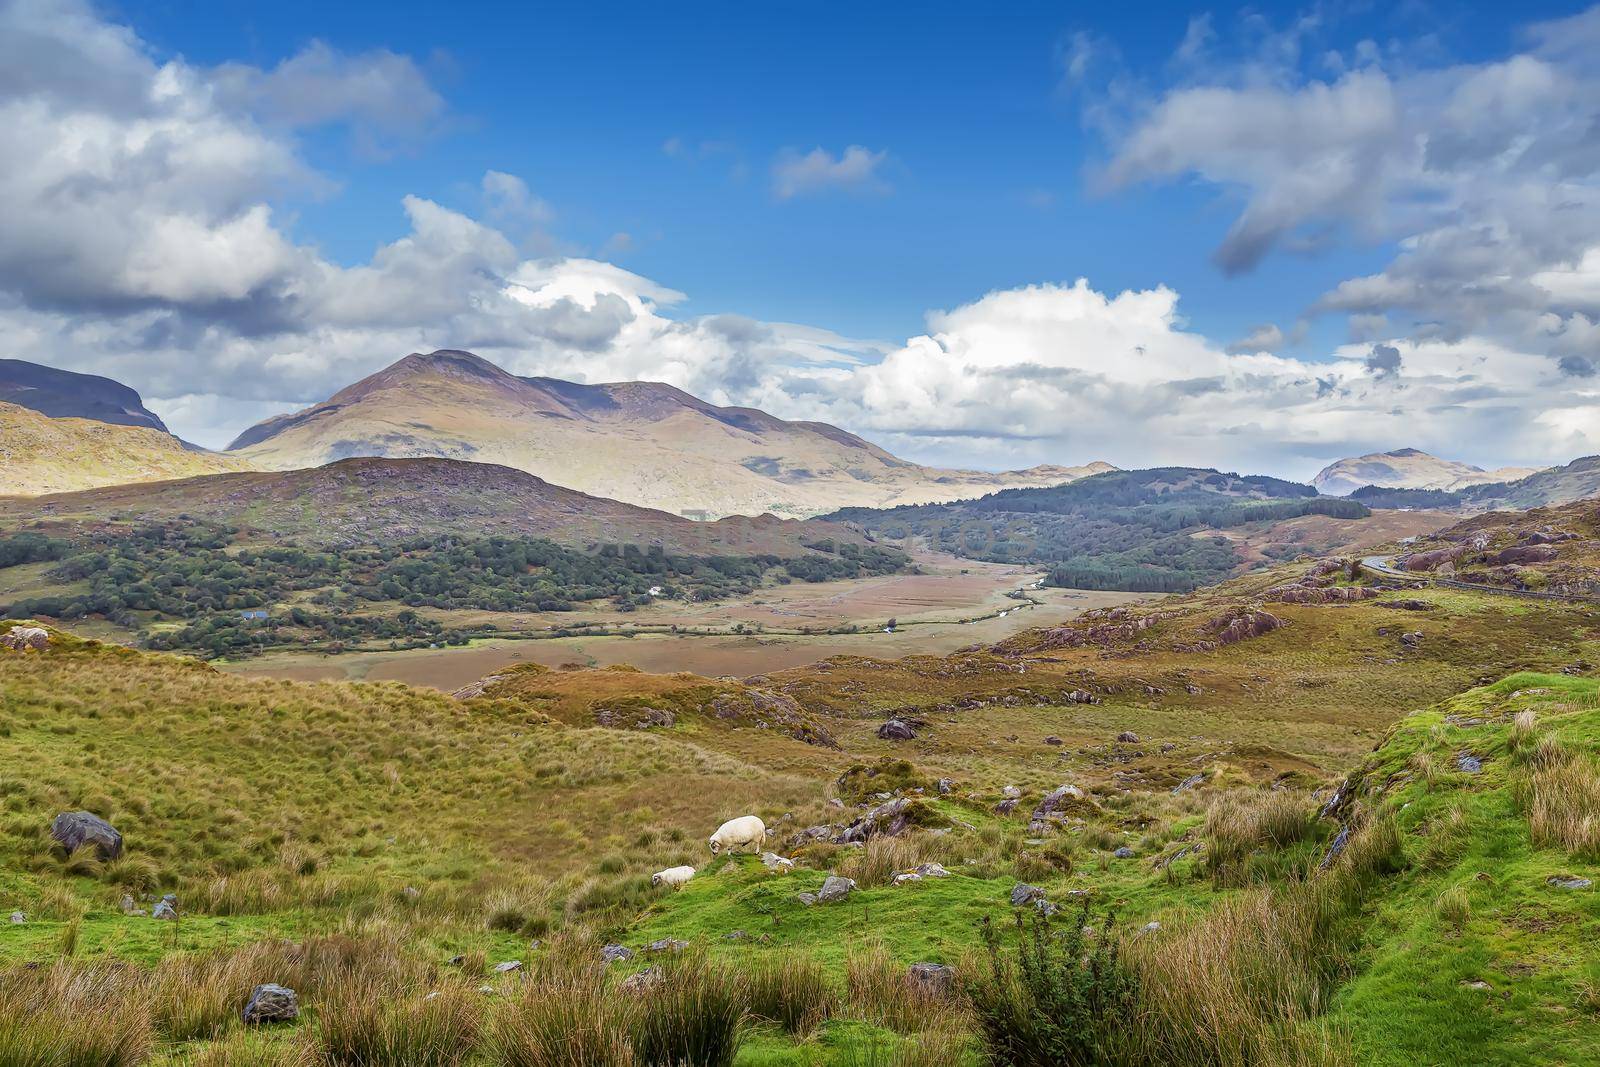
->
xmin=651 ymin=865 xmax=696 ymax=889
xmin=708 ymin=815 xmax=767 ymax=856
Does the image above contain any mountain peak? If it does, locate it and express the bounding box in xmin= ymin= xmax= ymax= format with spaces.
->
xmin=0 ymin=358 xmax=169 ymax=433
xmin=1314 ymin=448 xmax=1540 ymax=496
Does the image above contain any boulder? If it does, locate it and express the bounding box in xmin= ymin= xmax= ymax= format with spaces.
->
xmin=601 ymin=944 xmax=634 ymax=964
xmin=1400 ymin=631 xmax=1423 ymax=649
xmin=836 ymin=797 xmax=922 ymax=843
xmin=761 ymin=851 xmax=795 ymax=872
xmin=877 ymin=719 xmax=917 ymax=741
xmin=1116 ymin=731 xmax=1140 ymax=743
xmin=907 ymin=963 xmax=956 ymax=995
xmin=994 ymin=798 xmax=1019 ymax=815
xmin=1209 ymin=609 xmax=1284 ymax=646
xmin=9 ymin=911 xmax=23 ymax=924
xmin=152 ymin=900 xmax=178 ymax=920
xmin=242 ymin=984 xmax=299 ymax=1025
xmin=1 ymin=625 xmax=48 ymax=651
xmin=50 ymin=811 xmax=124 ymax=861
xmin=1113 ymin=846 xmax=1135 ymax=859
xmin=1496 ymin=545 xmax=1558 ymax=565
xmin=1548 ymin=875 xmax=1593 ymax=890
xmin=1043 ymin=735 xmax=1063 ymax=746
xmin=620 ymin=966 xmax=664 ymax=993
xmin=646 ymin=938 xmax=689 ymax=954
xmin=492 ymin=960 xmax=522 ymax=974
xmin=1010 ymin=883 xmax=1045 ymax=907
xmin=1031 ymin=784 xmax=1089 ymax=822
xmin=935 ymin=778 xmax=954 ymax=796
xmin=816 ymin=876 xmax=857 ymax=903
xmin=1002 ymin=785 xmax=1023 ymax=800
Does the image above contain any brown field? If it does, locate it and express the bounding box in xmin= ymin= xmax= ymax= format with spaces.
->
xmin=225 ymin=555 xmax=1151 ymax=688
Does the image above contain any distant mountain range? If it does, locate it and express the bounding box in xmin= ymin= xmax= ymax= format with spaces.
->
xmin=224 ymin=350 xmax=1112 ymax=519
xmin=1313 ymin=448 xmax=1542 ymax=496
xmin=1352 ymin=455 xmax=1600 ymax=513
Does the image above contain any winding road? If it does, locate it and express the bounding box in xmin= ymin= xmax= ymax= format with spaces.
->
xmin=1360 ymin=554 xmax=1599 ymax=605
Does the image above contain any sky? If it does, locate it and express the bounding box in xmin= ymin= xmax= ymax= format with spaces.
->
xmin=3 ymin=0 xmax=1599 ymax=481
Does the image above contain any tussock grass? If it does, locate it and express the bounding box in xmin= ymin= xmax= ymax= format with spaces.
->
xmin=1524 ymin=743 xmax=1600 ymax=858
xmin=0 ymin=961 xmax=152 ymax=1067
xmin=309 ymin=976 xmax=480 ymax=1066
xmin=846 ymin=944 xmax=953 ymax=1035
xmin=1203 ymin=790 xmax=1315 ymax=885
xmin=741 ymin=950 xmax=838 ymax=1036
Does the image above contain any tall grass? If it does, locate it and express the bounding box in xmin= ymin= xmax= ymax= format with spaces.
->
xmin=846 ymin=945 xmax=952 ymax=1034
xmin=742 ymin=951 xmax=838 ymax=1035
xmin=309 ymin=976 xmax=480 ymax=1066
xmin=0 ymin=961 xmax=152 ymax=1067
xmin=1203 ymin=790 xmax=1315 ymax=886
xmin=1523 ymin=741 xmax=1600 ymax=857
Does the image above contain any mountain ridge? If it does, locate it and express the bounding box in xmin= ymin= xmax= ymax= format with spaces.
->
xmin=0 ymin=358 xmax=170 ymax=432
xmin=227 ymin=349 xmax=1115 ymax=519
xmin=1313 ymin=447 xmax=1542 ymax=496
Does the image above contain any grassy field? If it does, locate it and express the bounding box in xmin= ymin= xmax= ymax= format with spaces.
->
xmin=2 ymin=552 xmax=1598 ymax=1064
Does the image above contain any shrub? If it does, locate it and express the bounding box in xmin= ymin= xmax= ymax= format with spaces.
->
xmin=741 ymin=951 xmax=837 ymax=1036
xmin=966 ymin=906 xmax=1136 ymax=1067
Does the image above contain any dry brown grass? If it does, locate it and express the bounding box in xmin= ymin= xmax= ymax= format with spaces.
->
xmin=846 ymin=943 xmax=959 ymax=1035
xmin=1524 ymin=742 xmax=1600 ymax=858
xmin=1203 ymin=789 xmax=1315 ymax=885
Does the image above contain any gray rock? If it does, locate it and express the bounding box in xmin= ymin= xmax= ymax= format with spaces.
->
xmin=907 ymin=963 xmax=956 ymax=995
xmin=836 ymin=797 xmax=918 ymax=843
xmin=1456 ymin=753 xmax=1483 ymax=774
xmin=796 ymin=892 xmax=819 ymax=906
xmin=1031 ymin=784 xmax=1086 ymax=822
xmin=816 ymin=875 xmax=856 ymax=903
xmin=1043 ymin=736 xmax=1063 ymax=746
xmin=151 ymin=900 xmax=178 ymax=921
xmin=761 ymin=851 xmax=794 ymax=872
xmin=1547 ymin=875 xmax=1593 ymax=890
xmin=935 ymin=777 xmax=954 ymax=795
xmin=242 ymin=984 xmax=298 ymax=1025
xmin=620 ymin=966 xmax=663 ymax=993
xmin=878 ymin=719 xmax=917 ymax=741
xmin=1010 ymin=883 xmax=1045 ymax=907
xmin=646 ymin=938 xmax=689 ymax=954
xmin=1033 ymin=899 xmax=1058 ymax=917
xmin=1172 ymin=773 xmax=1205 ymax=795
xmin=446 ymin=955 xmax=466 ymax=966
xmin=1319 ymin=825 xmax=1351 ymax=870
xmin=724 ymin=930 xmax=748 ymax=941
xmin=1002 ymin=785 xmax=1022 ymax=800
xmin=119 ymin=895 xmax=136 ymax=914
xmin=49 ymin=811 xmax=123 ymax=861
xmin=1141 ymin=921 xmax=1162 ymax=933
xmin=1113 ymin=846 xmax=1135 ymax=859
xmin=994 ymin=798 xmax=1020 ymax=815
xmin=1116 ymin=731 xmax=1140 ymax=743
xmin=492 ymin=960 xmax=522 ymax=974
xmin=9 ymin=911 xmax=23 ymax=924
xmin=601 ymin=944 xmax=634 ymax=964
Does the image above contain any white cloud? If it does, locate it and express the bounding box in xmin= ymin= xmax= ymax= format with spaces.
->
xmin=1226 ymin=323 xmax=1286 ymax=354
xmin=771 ymin=145 xmax=889 ymax=199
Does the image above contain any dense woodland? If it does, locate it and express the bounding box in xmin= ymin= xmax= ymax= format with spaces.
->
xmin=833 ymin=468 xmax=1369 ymax=591
xmin=0 ymin=523 xmax=905 ymax=657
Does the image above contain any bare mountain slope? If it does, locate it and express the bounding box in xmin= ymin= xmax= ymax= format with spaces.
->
xmin=0 ymin=358 xmax=170 ymax=432
xmin=228 ymin=350 xmax=1112 ymax=518
xmin=0 ymin=456 xmax=861 ymax=554
xmin=1313 ymin=447 xmax=1541 ymax=496
xmin=0 ymin=402 xmax=252 ymax=496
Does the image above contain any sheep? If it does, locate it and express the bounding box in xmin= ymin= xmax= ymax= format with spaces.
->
xmin=708 ymin=815 xmax=767 ymax=856
xmin=651 ymin=865 xmax=696 ymax=889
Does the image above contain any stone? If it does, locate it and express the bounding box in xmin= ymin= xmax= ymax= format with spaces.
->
xmin=478 ymin=985 xmax=496 ymax=996
xmin=620 ymin=966 xmax=663 ymax=993
xmin=1320 ymin=825 xmax=1352 ymax=870
xmin=1456 ymin=753 xmax=1483 ymax=774
xmin=935 ymin=777 xmax=954 ymax=796
xmin=796 ymin=892 xmax=819 ymax=906
xmin=120 ymin=895 xmax=136 ymax=914
xmin=907 ymin=963 xmax=956 ymax=995
xmin=1113 ymin=846 xmax=1135 ymax=859
xmin=492 ymin=960 xmax=522 ymax=974
xmin=724 ymin=930 xmax=748 ymax=941
xmin=1547 ymin=875 xmax=1593 ymax=890
xmin=1002 ymin=785 xmax=1022 ymax=800
xmin=0 ymin=625 xmax=48 ymax=651
xmin=1141 ymin=921 xmax=1162 ymax=933
xmin=49 ymin=811 xmax=124 ymax=861
xmin=877 ymin=719 xmax=917 ymax=741
xmin=836 ymin=797 xmax=920 ymax=843
xmin=816 ymin=876 xmax=856 ymax=903
xmin=594 ymin=705 xmax=674 ymax=729
xmin=402 ymin=886 xmax=421 ymax=900
xmin=601 ymin=944 xmax=634 ymax=964
xmin=9 ymin=911 xmax=23 ymax=924
xmin=1043 ymin=736 xmax=1063 ymax=746
xmin=1172 ymin=773 xmax=1205 ymax=795
xmin=994 ymin=798 xmax=1019 ymax=815
xmin=1031 ymin=784 xmax=1088 ymax=822
xmin=242 ymin=984 xmax=299 ymax=1025
xmin=446 ymin=955 xmax=466 ymax=966
xmin=761 ymin=851 xmax=794 ymax=872
xmin=1400 ymin=631 xmax=1423 ymax=648
xmin=646 ymin=938 xmax=689 ymax=954
xmin=1033 ymin=899 xmax=1058 ymax=917
xmin=1010 ymin=883 xmax=1045 ymax=907
xmin=1116 ymin=731 xmax=1140 ymax=743
xmin=152 ymin=900 xmax=178 ymax=920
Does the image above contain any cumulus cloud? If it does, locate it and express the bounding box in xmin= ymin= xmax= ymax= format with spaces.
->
xmin=1097 ymin=5 xmax=1600 ymax=387
xmin=1 ymin=0 xmax=1596 ymax=483
xmin=771 ymin=145 xmax=889 ymax=199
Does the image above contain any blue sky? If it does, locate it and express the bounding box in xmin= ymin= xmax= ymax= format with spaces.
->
xmin=5 ymin=0 xmax=1600 ymax=476
xmin=120 ymin=0 xmax=1557 ymax=349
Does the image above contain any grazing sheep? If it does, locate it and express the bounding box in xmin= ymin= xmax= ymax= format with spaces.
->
xmin=708 ymin=815 xmax=767 ymax=856
xmin=651 ymin=865 xmax=696 ymax=889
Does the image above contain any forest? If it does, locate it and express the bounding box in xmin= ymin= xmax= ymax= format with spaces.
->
xmin=0 ymin=523 xmax=906 ymax=657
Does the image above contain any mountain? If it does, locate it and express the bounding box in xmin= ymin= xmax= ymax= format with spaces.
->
xmin=1352 ymin=455 xmax=1600 ymax=513
xmin=1313 ymin=447 xmax=1542 ymax=496
xmin=226 ymin=350 xmax=1113 ymax=519
xmin=827 ymin=466 xmax=1384 ymax=591
xmin=0 ymin=455 xmax=864 ymax=556
xmin=0 ymin=358 xmax=170 ymax=431
xmin=0 ymin=401 xmax=252 ymax=496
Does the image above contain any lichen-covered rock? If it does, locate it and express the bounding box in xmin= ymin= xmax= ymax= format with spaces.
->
xmin=816 ymin=876 xmax=856 ymax=903
xmin=1010 ymin=883 xmax=1045 ymax=907
xmin=877 ymin=719 xmax=917 ymax=741
xmin=602 ymin=944 xmax=634 ymax=964
xmin=1030 ymin=784 xmax=1089 ymax=823
xmin=1 ymin=625 xmax=48 ymax=651
xmin=50 ymin=811 xmax=123 ymax=861
xmin=908 ymin=963 xmax=956 ymax=994
xmin=242 ymin=984 xmax=298 ymax=1025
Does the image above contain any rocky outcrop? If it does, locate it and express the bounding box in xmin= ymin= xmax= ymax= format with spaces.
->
xmin=877 ymin=719 xmax=917 ymax=741
xmin=1 ymin=625 xmax=49 ymax=651
xmin=50 ymin=811 xmax=123 ymax=861
xmin=242 ymin=984 xmax=299 ymax=1025
xmin=1265 ymin=583 xmax=1377 ymax=605
xmin=594 ymin=704 xmax=674 ymax=729
xmin=1209 ymin=609 xmax=1284 ymax=645
xmin=1495 ymin=545 xmax=1559 ymax=565
xmin=1401 ymin=545 xmax=1468 ymax=572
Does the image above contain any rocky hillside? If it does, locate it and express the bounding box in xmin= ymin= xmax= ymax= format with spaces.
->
xmin=0 ymin=358 xmax=171 ymax=432
xmin=0 ymin=401 xmax=252 ymax=496
xmin=227 ymin=349 xmax=1111 ymax=519
xmin=1391 ymin=497 xmax=1600 ymax=596
xmin=1314 ymin=447 xmax=1541 ymax=496
xmin=0 ymin=455 xmax=863 ymax=556
xmin=1353 ymin=455 xmax=1600 ymax=513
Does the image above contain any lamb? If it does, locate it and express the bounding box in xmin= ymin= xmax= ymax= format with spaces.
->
xmin=651 ymin=865 xmax=696 ymax=889
xmin=708 ymin=815 xmax=767 ymax=856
